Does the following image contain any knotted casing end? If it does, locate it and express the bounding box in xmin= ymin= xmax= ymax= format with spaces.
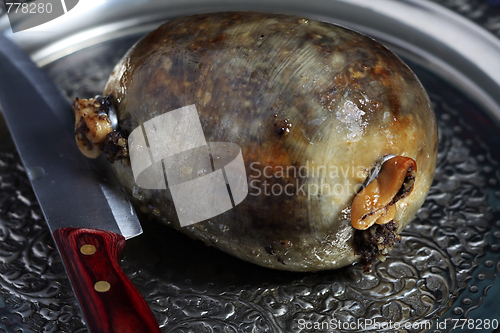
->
xmin=351 ymin=156 xmax=417 ymax=230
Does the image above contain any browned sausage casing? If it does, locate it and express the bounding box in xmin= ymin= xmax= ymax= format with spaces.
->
xmin=102 ymin=12 xmax=438 ymax=271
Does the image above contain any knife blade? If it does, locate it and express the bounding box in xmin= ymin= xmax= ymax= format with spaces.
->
xmin=0 ymin=34 xmax=161 ymax=333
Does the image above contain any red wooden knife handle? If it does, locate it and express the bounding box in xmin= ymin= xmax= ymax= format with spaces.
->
xmin=53 ymin=228 xmax=161 ymax=333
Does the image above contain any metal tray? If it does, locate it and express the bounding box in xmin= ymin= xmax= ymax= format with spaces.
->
xmin=1 ymin=0 xmax=500 ymax=332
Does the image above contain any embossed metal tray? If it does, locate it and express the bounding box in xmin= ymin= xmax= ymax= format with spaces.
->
xmin=1 ymin=0 xmax=500 ymax=332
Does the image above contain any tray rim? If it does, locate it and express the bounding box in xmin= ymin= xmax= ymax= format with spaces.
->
xmin=1 ymin=1 xmax=500 ymax=332
xmin=1 ymin=0 xmax=499 ymax=125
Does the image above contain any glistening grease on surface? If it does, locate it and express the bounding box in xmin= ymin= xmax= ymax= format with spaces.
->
xmin=72 ymin=11 xmax=438 ymax=272
xmin=0 ymin=6 xmax=499 ymax=328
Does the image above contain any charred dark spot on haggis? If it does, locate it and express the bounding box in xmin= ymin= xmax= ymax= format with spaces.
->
xmin=101 ymin=131 xmax=130 ymax=164
xmin=265 ymin=245 xmax=274 ymax=255
xmin=96 ymin=95 xmax=113 ymax=114
xmin=354 ymin=221 xmax=402 ymax=273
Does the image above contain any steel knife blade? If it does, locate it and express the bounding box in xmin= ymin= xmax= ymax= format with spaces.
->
xmin=0 ymin=34 xmax=161 ymax=333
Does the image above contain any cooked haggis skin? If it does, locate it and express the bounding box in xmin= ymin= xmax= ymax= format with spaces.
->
xmin=74 ymin=12 xmax=438 ymax=271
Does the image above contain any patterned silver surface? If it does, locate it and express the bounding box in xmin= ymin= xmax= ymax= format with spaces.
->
xmin=431 ymin=0 xmax=500 ymax=38
xmin=1 ymin=1 xmax=500 ymax=332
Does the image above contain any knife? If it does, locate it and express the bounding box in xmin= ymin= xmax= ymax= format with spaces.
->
xmin=0 ymin=35 xmax=162 ymax=333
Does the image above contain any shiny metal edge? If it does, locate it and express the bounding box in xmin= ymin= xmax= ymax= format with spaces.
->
xmin=1 ymin=0 xmax=499 ymax=125
xmin=0 ymin=32 xmax=142 ymax=240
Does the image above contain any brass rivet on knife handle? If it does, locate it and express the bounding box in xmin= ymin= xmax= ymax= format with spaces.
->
xmin=0 ymin=25 xmax=159 ymax=329
xmin=53 ymin=228 xmax=161 ymax=331
xmin=94 ymin=281 xmax=111 ymax=292
xmin=80 ymin=244 xmax=97 ymax=255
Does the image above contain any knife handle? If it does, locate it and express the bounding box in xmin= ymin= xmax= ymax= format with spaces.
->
xmin=53 ymin=228 xmax=161 ymax=333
